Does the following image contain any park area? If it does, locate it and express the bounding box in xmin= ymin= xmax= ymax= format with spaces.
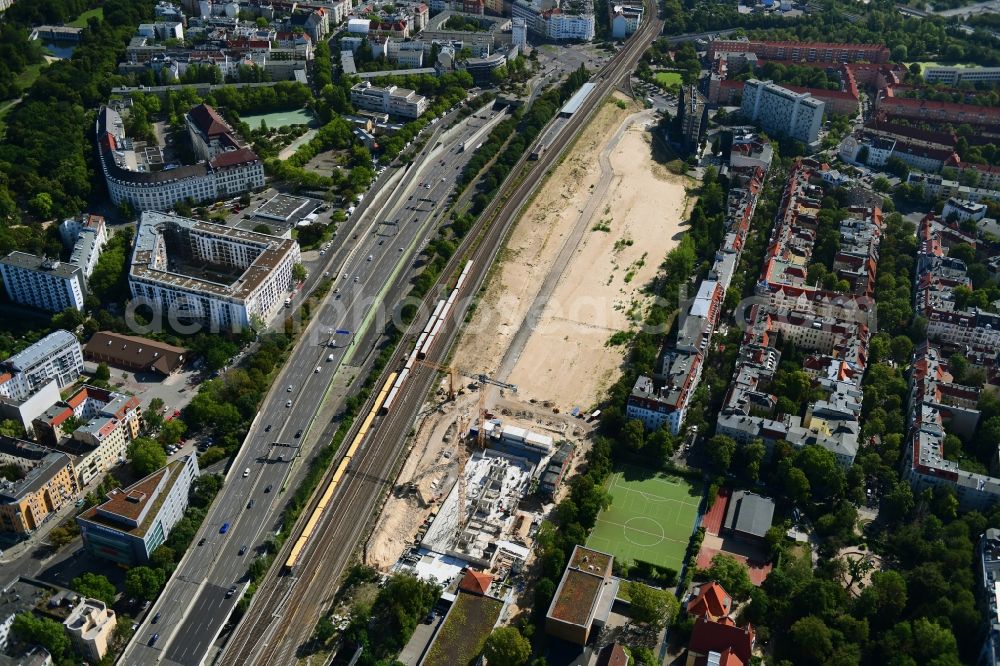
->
xmin=653 ymin=71 xmax=683 ymax=90
xmin=586 ymin=465 xmax=702 ymax=572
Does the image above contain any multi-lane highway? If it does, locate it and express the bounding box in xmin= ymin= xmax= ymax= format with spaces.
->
xmin=118 ymin=105 xmax=508 ymax=666
xmin=221 ymin=6 xmax=663 ymax=664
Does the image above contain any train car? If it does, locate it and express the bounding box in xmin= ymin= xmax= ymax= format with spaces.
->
xmin=381 ymin=385 xmax=401 ymax=414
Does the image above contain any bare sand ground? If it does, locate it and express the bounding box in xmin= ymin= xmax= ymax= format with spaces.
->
xmin=364 ymin=93 xmax=695 ymax=570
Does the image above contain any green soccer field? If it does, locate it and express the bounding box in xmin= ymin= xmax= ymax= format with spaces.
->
xmin=586 ymin=465 xmax=702 ymax=572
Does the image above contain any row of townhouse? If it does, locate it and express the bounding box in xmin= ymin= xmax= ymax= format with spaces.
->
xmin=915 ymin=213 xmax=1000 ymax=352
xmin=715 ymin=161 xmax=883 ymax=467
xmin=626 ymin=139 xmax=771 ymax=435
xmin=905 ymin=343 xmax=1000 ymax=510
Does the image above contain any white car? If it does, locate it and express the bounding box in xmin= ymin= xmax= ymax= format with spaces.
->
xmin=286 ymin=385 xmax=293 ymax=392
xmin=315 ymin=366 xmax=321 ymax=373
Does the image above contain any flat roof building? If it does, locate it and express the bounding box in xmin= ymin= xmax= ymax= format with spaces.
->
xmin=723 ymin=491 xmax=775 ymax=542
xmin=64 ymin=598 xmax=116 ymax=663
xmin=77 ymin=454 xmax=198 ymax=565
xmin=545 ymin=545 xmax=618 ymax=646
xmin=129 ymin=211 xmax=301 ymax=331
xmin=0 ymin=449 xmax=79 ymax=534
xmin=741 ymin=79 xmax=824 ymax=144
xmin=0 ymin=252 xmax=85 ymax=313
xmin=350 ymin=81 xmax=429 ymax=119
xmin=0 ymin=330 xmax=84 ymax=403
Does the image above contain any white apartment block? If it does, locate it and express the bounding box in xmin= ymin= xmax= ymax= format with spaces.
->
xmin=97 ymin=106 xmax=265 ymax=213
xmin=546 ymin=11 xmax=595 ymax=40
xmin=741 ymin=79 xmax=825 ymax=144
xmin=511 ymin=0 xmax=594 ymax=41
xmin=923 ymin=65 xmax=1000 ymax=86
xmin=350 ymin=82 xmax=428 ymax=119
xmin=0 ymin=252 xmax=86 ymax=313
xmin=65 ymin=599 xmax=117 ymax=663
xmin=0 ymin=330 xmax=84 ymax=402
xmin=61 ymin=213 xmax=108 ymax=279
xmin=129 ymin=212 xmax=301 ymax=331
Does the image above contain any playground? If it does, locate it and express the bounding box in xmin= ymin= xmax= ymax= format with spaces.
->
xmin=587 ymin=465 xmax=702 ymax=571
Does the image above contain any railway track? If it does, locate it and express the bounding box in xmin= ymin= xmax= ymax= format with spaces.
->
xmin=221 ymin=11 xmax=662 ymax=664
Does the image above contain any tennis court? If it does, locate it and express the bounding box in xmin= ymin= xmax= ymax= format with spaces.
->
xmin=586 ymin=465 xmax=702 ymax=571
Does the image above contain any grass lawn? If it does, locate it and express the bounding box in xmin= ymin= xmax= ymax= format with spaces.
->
xmin=15 ymin=63 xmax=45 ymax=91
xmin=587 ymin=464 xmax=702 ymax=572
xmin=68 ymin=7 xmax=104 ymax=28
xmin=653 ymin=71 xmax=683 ymax=89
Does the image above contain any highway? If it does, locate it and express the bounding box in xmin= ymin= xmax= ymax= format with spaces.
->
xmin=221 ymin=6 xmax=663 ymax=664
xmin=118 ymin=104 xmax=508 ymax=666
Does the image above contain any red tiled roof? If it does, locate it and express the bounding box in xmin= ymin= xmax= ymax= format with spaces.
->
xmin=458 ymin=570 xmax=493 ymax=595
xmin=210 ymin=148 xmax=259 ymax=169
xmin=188 ymin=103 xmax=230 ymax=137
xmin=597 ymin=644 xmax=629 ymax=666
xmin=689 ymin=615 xmax=755 ymax=665
xmin=688 ymin=581 xmax=733 ymax=620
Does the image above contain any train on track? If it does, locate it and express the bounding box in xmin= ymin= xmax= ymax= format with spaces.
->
xmin=283 ymin=261 xmax=474 ymax=574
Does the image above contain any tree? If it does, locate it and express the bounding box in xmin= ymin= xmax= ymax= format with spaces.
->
xmin=28 ymin=192 xmax=54 ymax=219
xmin=626 ymin=582 xmax=679 ymax=629
xmin=292 ymin=263 xmax=307 ymax=282
xmin=158 ymin=418 xmax=187 ymax=446
xmin=94 ymin=362 xmax=111 ymax=382
xmin=787 ymin=615 xmax=834 ymax=663
xmin=11 ymin=613 xmax=71 ymax=660
xmin=706 ymin=553 xmax=753 ymax=599
xmin=312 ymin=615 xmax=336 ymax=644
xmin=623 ymin=419 xmax=646 ymax=451
xmin=482 ymin=626 xmax=531 ymax=666
xmin=0 ymin=419 xmax=25 ymax=439
xmin=129 ymin=437 xmax=166 ymax=476
xmin=71 ymin=572 xmax=117 ymax=605
xmin=125 ymin=566 xmax=166 ymax=601
xmin=48 ymin=525 xmax=74 ymax=547
xmin=706 ymin=434 xmax=737 ymax=472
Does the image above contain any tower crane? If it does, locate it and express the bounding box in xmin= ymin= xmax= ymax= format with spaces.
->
xmin=412 ymin=359 xmax=460 ymax=401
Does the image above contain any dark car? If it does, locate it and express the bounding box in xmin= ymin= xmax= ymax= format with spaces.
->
xmin=226 ymin=586 xmax=236 ymax=598
xmin=198 ymin=538 xmax=206 ymax=546
xmin=265 ymin=424 xmax=272 ymax=432
xmin=148 ymin=633 xmax=159 ymax=646
xmin=152 ymin=612 xmax=161 ymax=624
xmin=247 ymin=499 xmax=255 ymax=510
xmin=220 ymin=523 xmax=230 ymax=534
xmin=238 ymin=545 xmax=248 ymax=556
xmin=264 ymin=484 xmax=273 ymax=493
xmin=294 ymin=429 xmax=303 ymax=438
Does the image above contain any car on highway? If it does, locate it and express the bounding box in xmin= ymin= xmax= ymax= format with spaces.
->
xmin=286 ymin=399 xmax=292 ymax=408
xmin=247 ymin=499 xmax=254 ymax=510
xmin=198 ymin=537 xmax=206 ymax=546
xmin=220 ymin=523 xmax=230 ymax=534
xmin=152 ymin=613 xmax=161 ymax=624
xmin=238 ymin=545 xmax=248 ymax=556
xmin=148 ymin=633 xmax=159 ymax=646
xmin=226 ymin=586 xmax=236 ymax=598
xmin=265 ymin=424 xmax=272 ymax=432
xmin=367 ymin=254 xmax=373 ymax=261
xmin=295 ymin=428 xmax=303 ymax=438
xmin=264 ymin=484 xmax=273 ymax=493
xmin=327 ymin=354 xmax=334 ymax=361
xmin=315 ymin=366 xmax=321 ymax=373
xmin=243 ymin=467 xmax=250 ymax=478
xmin=286 ymin=385 xmax=293 ymax=392
xmin=354 ymin=276 xmax=359 ymax=282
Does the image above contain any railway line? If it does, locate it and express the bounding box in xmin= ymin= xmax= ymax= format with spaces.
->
xmin=221 ymin=8 xmax=662 ymax=663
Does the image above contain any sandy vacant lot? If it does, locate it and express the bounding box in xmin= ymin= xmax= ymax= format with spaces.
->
xmin=457 ymin=94 xmax=693 ymax=412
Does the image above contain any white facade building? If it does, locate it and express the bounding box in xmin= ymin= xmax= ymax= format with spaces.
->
xmin=0 ymin=252 xmax=86 ymax=313
xmin=512 ymin=17 xmax=528 ymax=47
xmin=97 ymin=106 xmax=265 ymax=213
xmin=741 ymin=79 xmax=825 ymax=144
xmin=923 ymin=65 xmax=1000 ymax=85
xmin=129 ymin=212 xmax=301 ymax=331
xmin=350 ymin=81 xmax=428 ymax=118
xmin=65 ymin=599 xmax=117 ymax=663
xmin=0 ymin=330 xmax=84 ymax=402
xmin=545 ymin=10 xmax=595 ymax=41
xmin=60 ymin=214 xmax=108 ymax=279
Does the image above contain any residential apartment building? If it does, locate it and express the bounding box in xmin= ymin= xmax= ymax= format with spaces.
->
xmin=350 ymin=81 xmax=428 ymax=118
xmin=129 ymin=212 xmax=301 ymax=331
xmin=907 ymin=172 xmax=1000 ymax=205
xmin=609 ymin=0 xmax=642 ymax=39
xmin=0 ymin=253 xmax=86 ymax=313
xmin=680 ymin=84 xmax=707 ymax=151
xmin=923 ymin=65 xmax=1000 ymax=86
xmin=512 ymin=0 xmax=594 ymax=41
xmin=97 ymin=105 xmax=265 ymax=212
xmin=716 ymin=162 xmax=882 ymax=467
xmin=77 ymin=454 xmax=199 ymax=565
xmin=186 ymin=103 xmax=242 ymax=161
xmin=33 ymin=386 xmax=143 ymax=486
xmin=64 ymin=599 xmax=117 ymax=663
xmin=0 ymin=330 xmax=84 ymax=402
xmin=60 ymin=213 xmax=108 ymax=279
xmin=905 ymin=344 xmax=1000 ymax=510
xmin=876 ymin=91 xmax=1000 ymax=128
xmin=741 ymin=79 xmax=825 ymax=144
xmin=707 ymin=39 xmax=890 ymax=64
xmin=0 ymin=448 xmax=78 ymax=534
xmin=980 ymin=530 xmax=1000 ymax=666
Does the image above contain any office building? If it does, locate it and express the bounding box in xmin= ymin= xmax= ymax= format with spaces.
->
xmin=0 ymin=331 xmax=84 ymax=402
xmin=128 ymin=212 xmax=301 ymax=331
xmin=512 ymin=17 xmax=528 ymax=47
xmin=64 ymin=599 xmax=117 ymax=663
xmin=350 ymin=82 xmax=428 ymax=118
xmin=97 ymin=105 xmax=265 ymax=212
xmin=77 ymin=454 xmax=199 ymax=565
xmin=741 ymin=79 xmax=825 ymax=144
xmin=0 ymin=448 xmax=78 ymax=534
xmin=0 ymin=253 xmax=85 ymax=313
